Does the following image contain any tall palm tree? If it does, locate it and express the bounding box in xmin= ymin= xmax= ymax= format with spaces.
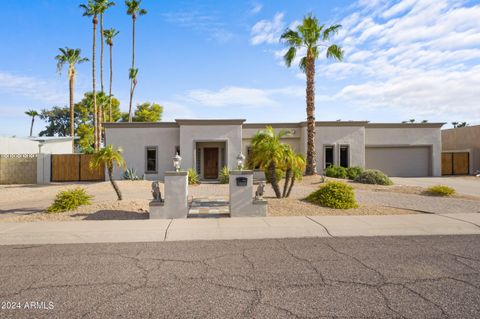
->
xmin=125 ymin=0 xmax=147 ymax=122
xmin=25 ymin=109 xmax=39 ymax=137
xmin=103 ymin=28 xmax=119 ymax=121
xmin=96 ymin=0 xmax=115 ymax=94
xmin=55 ymin=47 xmax=88 ymax=151
xmin=80 ymin=0 xmax=102 ymax=150
xmin=281 ymin=14 xmax=343 ymax=175
xmin=251 ymin=126 xmax=289 ymax=198
xmin=90 ymin=145 xmax=125 ymax=200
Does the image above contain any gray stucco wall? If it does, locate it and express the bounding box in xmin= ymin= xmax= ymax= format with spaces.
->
xmin=105 ymin=127 xmax=180 ymax=180
xmin=315 ymin=126 xmax=366 ymax=172
xmin=365 ymin=127 xmax=442 ymax=176
xmin=179 ymin=125 xmax=242 ymax=171
xmin=442 ymin=125 xmax=480 ymax=174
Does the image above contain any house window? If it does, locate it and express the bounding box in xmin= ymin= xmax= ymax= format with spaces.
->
xmin=340 ymin=145 xmax=349 ymax=168
xmin=196 ymin=148 xmax=201 ymax=175
xmin=175 ymin=145 xmax=180 ymax=155
xmin=324 ymin=146 xmax=334 ymax=168
xmin=145 ymin=146 xmax=157 ymax=173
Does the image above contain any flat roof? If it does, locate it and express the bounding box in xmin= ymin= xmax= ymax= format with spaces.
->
xmin=102 ymin=120 xmax=445 ymax=129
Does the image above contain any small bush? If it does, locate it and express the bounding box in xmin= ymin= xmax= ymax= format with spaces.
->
xmin=188 ymin=168 xmax=199 ymax=185
xmin=306 ymin=181 xmax=358 ymax=209
xmin=47 ymin=188 xmax=92 ymax=213
xmin=426 ymin=185 xmax=456 ymax=196
xmin=219 ymin=166 xmax=229 ymax=184
xmin=123 ymin=167 xmax=141 ymax=180
xmin=354 ymin=169 xmax=393 ymax=185
xmin=265 ymin=168 xmax=284 ymax=184
xmin=346 ymin=166 xmax=363 ymax=180
xmin=324 ymin=165 xmax=347 ymax=179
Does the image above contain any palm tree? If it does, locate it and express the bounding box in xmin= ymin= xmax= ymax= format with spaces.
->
xmin=281 ymin=14 xmax=343 ymax=175
xmin=90 ymin=145 xmax=125 ymax=200
xmin=96 ymin=0 xmax=115 ymax=94
xmin=103 ymin=28 xmax=119 ymax=121
xmin=285 ymin=153 xmax=306 ymax=198
xmin=55 ymin=47 xmax=88 ymax=151
xmin=80 ymin=0 xmax=102 ymax=150
xmin=251 ymin=126 xmax=289 ymax=198
xmin=125 ymin=0 xmax=147 ymax=122
xmin=25 ymin=109 xmax=39 ymax=137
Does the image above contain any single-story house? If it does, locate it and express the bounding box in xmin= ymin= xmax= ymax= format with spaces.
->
xmin=442 ymin=125 xmax=480 ymax=175
xmin=0 ymin=136 xmax=74 ymax=155
xmin=104 ymin=119 xmax=443 ymax=180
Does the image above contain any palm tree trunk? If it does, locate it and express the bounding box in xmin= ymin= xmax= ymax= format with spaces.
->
xmin=268 ymin=162 xmax=282 ymax=198
xmin=282 ymin=168 xmax=292 ymax=198
xmin=108 ymin=166 xmax=122 ymax=200
xmin=29 ymin=117 xmax=34 ymax=137
xmin=100 ymin=14 xmax=104 ymax=93
xmin=128 ymin=16 xmax=136 ymax=123
xmin=305 ymin=51 xmax=317 ymax=175
xmin=286 ymin=175 xmax=296 ymax=198
xmin=69 ymin=72 xmax=75 ymax=153
xmin=92 ymin=17 xmax=98 ymax=150
xmin=109 ymin=43 xmax=113 ymax=121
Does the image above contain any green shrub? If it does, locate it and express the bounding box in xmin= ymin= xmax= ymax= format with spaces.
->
xmin=123 ymin=167 xmax=141 ymax=180
xmin=265 ymin=168 xmax=284 ymax=184
xmin=219 ymin=166 xmax=229 ymax=184
xmin=426 ymin=185 xmax=456 ymax=196
xmin=324 ymin=165 xmax=347 ymax=179
xmin=354 ymin=169 xmax=393 ymax=185
xmin=305 ymin=181 xmax=358 ymax=209
xmin=187 ymin=168 xmax=199 ymax=185
xmin=346 ymin=166 xmax=363 ymax=180
xmin=47 ymin=188 xmax=92 ymax=213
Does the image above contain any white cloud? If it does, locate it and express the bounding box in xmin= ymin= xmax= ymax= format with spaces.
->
xmin=316 ymin=0 xmax=480 ymax=121
xmin=161 ymin=101 xmax=196 ymax=121
xmin=185 ymin=85 xmax=303 ymax=108
xmin=250 ymin=2 xmax=263 ymax=15
xmin=0 ymin=72 xmax=66 ymax=104
xmin=250 ymin=12 xmax=284 ymax=45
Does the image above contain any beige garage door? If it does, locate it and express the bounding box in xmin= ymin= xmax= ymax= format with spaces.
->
xmin=365 ymin=147 xmax=431 ymax=177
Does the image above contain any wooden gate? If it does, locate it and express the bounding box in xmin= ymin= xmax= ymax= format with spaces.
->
xmin=51 ymin=154 xmax=105 ymax=182
xmin=442 ymin=152 xmax=469 ymax=175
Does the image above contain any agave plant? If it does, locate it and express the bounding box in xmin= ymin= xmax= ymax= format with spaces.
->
xmin=123 ymin=167 xmax=140 ymax=180
xmin=219 ymin=166 xmax=229 ymax=184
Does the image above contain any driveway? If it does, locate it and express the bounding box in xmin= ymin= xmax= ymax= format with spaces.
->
xmin=1 ymin=236 xmax=479 ymax=318
xmin=391 ymin=176 xmax=480 ymax=197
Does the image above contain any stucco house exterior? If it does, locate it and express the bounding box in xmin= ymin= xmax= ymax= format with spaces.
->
xmin=0 ymin=136 xmax=74 ymax=154
xmin=104 ymin=119 xmax=443 ymax=180
xmin=442 ymin=125 xmax=480 ymax=175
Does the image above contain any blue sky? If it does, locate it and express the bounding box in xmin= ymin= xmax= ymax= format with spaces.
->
xmin=1 ymin=0 xmax=479 ymax=137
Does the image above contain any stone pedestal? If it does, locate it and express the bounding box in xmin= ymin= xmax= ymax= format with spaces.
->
xmin=229 ymin=170 xmax=267 ymax=217
xmin=149 ymin=171 xmax=188 ymax=219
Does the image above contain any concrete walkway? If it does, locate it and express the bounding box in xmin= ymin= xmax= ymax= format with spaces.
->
xmin=1 ymin=213 xmax=480 ymax=245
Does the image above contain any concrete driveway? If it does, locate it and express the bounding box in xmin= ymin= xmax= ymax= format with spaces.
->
xmin=391 ymin=176 xmax=480 ymax=197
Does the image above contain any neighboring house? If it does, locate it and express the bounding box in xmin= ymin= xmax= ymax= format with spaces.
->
xmin=105 ymin=119 xmax=443 ymax=180
xmin=0 ymin=136 xmax=74 ymax=154
xmin=442 ymin=125 xmax=480 ymax=175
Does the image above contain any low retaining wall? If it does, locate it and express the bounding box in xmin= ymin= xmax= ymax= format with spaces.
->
xmin=0 ymin=154 xmax=37 ymax=184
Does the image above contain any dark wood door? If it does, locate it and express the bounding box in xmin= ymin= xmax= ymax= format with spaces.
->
xmin=442 ymin=153 xmax=453 ymax=175
xmin=453 ymin=152 xmax=469 ymax=175
xmin=203 ymin=148 xmax=219 ymax=179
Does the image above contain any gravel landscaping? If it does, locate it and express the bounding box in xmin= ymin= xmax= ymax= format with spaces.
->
xmin=1 ymin=175 xmax=479 ymax=222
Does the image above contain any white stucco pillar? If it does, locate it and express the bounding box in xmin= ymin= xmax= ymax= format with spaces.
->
xmin=229 ymin=170 xmax=267 ymax=217
xmin=150 ymin=171 xmax=188 ymax=219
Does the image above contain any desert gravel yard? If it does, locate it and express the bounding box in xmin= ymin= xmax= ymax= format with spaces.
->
xmin=0 ymin=175 xmax=479 ymax=222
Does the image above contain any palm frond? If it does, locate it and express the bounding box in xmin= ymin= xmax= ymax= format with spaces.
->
xmin=283 ymin=47 xmax=297 ymax=68
xmin=280 ymin=29 xmax=302 ymax=47
xmin=326 ymin=44 xmax=344 ymax=61
xmin=322 ymin=24 xmax=342 ymax=41
xmin=299 ymin=56 xmax=307 ymax=73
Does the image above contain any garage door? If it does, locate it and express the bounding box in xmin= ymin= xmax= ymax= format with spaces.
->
xmin=365 ymin=146 xmax=431 ymax=177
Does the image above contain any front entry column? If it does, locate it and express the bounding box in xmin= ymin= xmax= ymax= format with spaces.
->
xmin=150 ymin=171 xmax=188 ymax=219
xmin=229 ymin=170 xmax=267 ymax=217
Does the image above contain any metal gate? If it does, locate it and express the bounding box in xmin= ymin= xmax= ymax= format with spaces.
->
xmin=51 ymin=154 xmax=105 ymax=182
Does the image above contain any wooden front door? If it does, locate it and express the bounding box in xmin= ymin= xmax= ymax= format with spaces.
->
xmin=442 ymin=152 xmax=469 ymax=175
xmin=203 ymin=148 xmax=219 ymax=179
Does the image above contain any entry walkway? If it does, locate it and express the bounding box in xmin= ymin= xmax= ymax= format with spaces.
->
xmin=0 ymin=213 xmax=479 ymax=245
xmin=188 ymin=197 xmax=229 ymax=218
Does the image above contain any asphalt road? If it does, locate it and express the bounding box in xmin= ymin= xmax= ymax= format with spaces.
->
xmin=1 ymin=235 xmax=479 ymax=318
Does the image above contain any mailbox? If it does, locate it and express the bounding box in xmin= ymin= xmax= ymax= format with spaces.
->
xmin=236 ymin=177 xmax=248 ymax=186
